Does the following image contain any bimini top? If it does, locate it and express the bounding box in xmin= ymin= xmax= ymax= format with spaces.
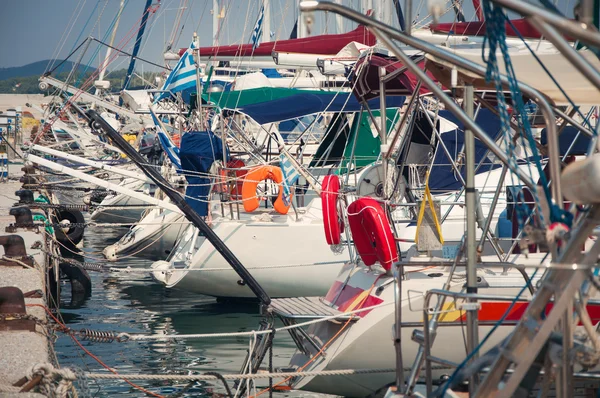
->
xmin=351 ymin=55 xmax=436 ymax=102
xmin=430 ymin=18 xmax=546 ymax=39
xmin=425 ymin=48 xmax=600 ymax=105
xmin=226 ymin=91 xmax=406 ymax=125
xmin=426 ymin=109 xmax=503 ymax=193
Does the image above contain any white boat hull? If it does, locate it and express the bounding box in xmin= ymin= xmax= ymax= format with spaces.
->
xmin=91 ymin=179 xmax=156 ymax=224
xmin=103 ymin=209 xmax=188 ymax=261
xmin=288 ymin=253 xmax=594 ymax=397
xmin=152 ymin=199 xmax=349 ymax=298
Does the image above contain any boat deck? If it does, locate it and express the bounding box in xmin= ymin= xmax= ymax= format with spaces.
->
xmin=270 ymin=296 xmax=355 ymax=320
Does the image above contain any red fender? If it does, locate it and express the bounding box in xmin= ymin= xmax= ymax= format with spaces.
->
xmin=214 ymin=159 xmax=247 ymax=199
xmin=347 ymin=197 xmax=398 ymax=271
xmin=226 ymin=159 xmax=246 ymax=199
xmin=321 ymin=175 xmax=344 ymax=245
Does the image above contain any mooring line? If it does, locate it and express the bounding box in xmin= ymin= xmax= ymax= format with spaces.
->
xmin=85 ymin=368 xmax=399 ymax=381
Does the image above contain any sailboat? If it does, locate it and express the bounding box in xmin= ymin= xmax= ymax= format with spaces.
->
xmin=150 ymin=86 xmax=406 ymax=298
xmin=235 ymin=1 xmax=600 ymax=395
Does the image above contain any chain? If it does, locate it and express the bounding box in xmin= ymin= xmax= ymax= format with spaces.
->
xmin=15 ymin=222 xmax=89 ymax=229
xmin=35 ymin=244 xmax=109 ymax=272
xmin=20 ymin=203 xmax=90 ymax=212
xmin=23 ymin=184 xmax=109 ymax=198
xmin=0 ymin=312 xmax=70 ymax=334
xmin=38 ymin=185 xmax=110 ymax=194
xmin=0 ymin=313 xmax=135 ymax=348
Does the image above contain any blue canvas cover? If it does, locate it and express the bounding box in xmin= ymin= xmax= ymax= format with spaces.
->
xmin=179 ymin=131 xmax=228 ymax=216
xmin=427 ymin=109 xmax=503 ymax=193
xmin=232 ymin=92 xmax=405 ymax=124
xmin=540 ymin=126 xmax=591 ymax=156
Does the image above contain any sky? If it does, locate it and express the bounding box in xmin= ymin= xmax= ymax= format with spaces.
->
xmin=0 ymin=0 xmax=576 ymax=71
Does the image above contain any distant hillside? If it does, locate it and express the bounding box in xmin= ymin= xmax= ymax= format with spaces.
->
xmin=0 ymin=60 xmax=88 ymax=80
xmin=0 ymin=62 xmax=161 ymax=94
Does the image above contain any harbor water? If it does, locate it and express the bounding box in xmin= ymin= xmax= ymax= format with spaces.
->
xmin=55 ymin=222 xmax=329 ymax=397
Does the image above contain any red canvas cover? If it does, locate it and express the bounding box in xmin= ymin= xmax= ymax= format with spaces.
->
xmin=179 ymin=25 xmax=376 ymax=58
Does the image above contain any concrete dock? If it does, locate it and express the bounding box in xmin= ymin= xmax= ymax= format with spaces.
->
xmin=0 ymin=179 xmax=71 ymax=396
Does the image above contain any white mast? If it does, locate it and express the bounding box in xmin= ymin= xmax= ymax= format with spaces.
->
xmin=263 ymin=0 xmax=270 ymax=43
xmin=298 ymin=0 xmax=308 ymax=37
xmin=334 ymin=0 xmax=344 ymax=33
xmin=213 ymin=0 xmax=220 ymax=46
xmin=95 ymin=0 xmax=126 ymax=96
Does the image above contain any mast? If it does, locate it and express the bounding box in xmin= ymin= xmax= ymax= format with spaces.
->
xmin=334 ymin=0 xmax=344 ymax=33
xmin=263 ymin=0 xmax=271 ymax=44
xmin=298 ymin=0 xmax=308 ymax=37
xmin=95 ymin=0 xmax=125 ymax=97
xmin=213 ymin=0 xmax=220 ymax=46
xmin=120 ymin=0 xmax=155 ymax=102
xmin=393 ymin=0 xmax=406 ymax=31
xmin=405 ymin=0 xmax=412 ymax=35
xmin=464 ymin=83 xmax=480 ymax=394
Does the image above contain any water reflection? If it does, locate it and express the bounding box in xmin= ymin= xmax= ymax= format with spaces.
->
xmin=55 ymin=225 xmax=327 ymax=397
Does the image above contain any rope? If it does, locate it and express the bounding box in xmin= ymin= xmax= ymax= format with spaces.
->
xmin=29 ymin=363 xmax=77 ymax=398
xmin=0 ymin=383 xmax=20 ymax=393
xmin=0 ymin=363 xmax=77 ymax=397
xmin=481 ymin=0 xmax=572 ymax=228
xmin=30 ymin=304 xmax=165 ymax=398
xmin=35 ymin=2 xmax=158 ymax=143
xmin=504 ymin=16 xmax=597 ymax=134
xmin=249 ymin=276 xmax=384 ymax=398
xmin=85 ymin=368 xmax=396 ymax=381
xmin=438 ymin=267 xmax=540 ymax=395
xmin=122 ymin=300 xmax=392 ymax=342
xmin=111 ymin=261 xmax=343 ymax=274
xmin=1 ymin=256 xmax=34 ymax=269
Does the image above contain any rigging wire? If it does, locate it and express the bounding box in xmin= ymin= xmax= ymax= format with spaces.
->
xmin=437 ymin=267 xmax=540 ymax=396
xmin=505 ymin=16 xmax=598 ymax=134
xmin=35 ymin=3 xmax=159 ymax=143
xmin=46 ymin=0 xmax=88 ymax=73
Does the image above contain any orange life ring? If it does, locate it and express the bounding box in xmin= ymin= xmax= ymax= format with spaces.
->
xmin=322 ymin=175 xmax=344 ymax=245
xmin=347 ymin=197 xmax=398 ymax=271
xmin=241 ymin=165 xmax=291 ymax=215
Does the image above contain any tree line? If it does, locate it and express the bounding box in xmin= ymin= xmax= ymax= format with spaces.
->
xmin=0 ymin=69 xmax=163 ymax=94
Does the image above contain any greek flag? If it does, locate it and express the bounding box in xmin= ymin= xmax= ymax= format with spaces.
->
xmin=150 ymin=110 xmax=181 ymax=170
xmin=154 ymin=40 xmax=198 ymax=103
xmin=279 ymin=153 xmax=299 ymax=207
xmin=251 ymin=4 xmax=265 ymax=50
